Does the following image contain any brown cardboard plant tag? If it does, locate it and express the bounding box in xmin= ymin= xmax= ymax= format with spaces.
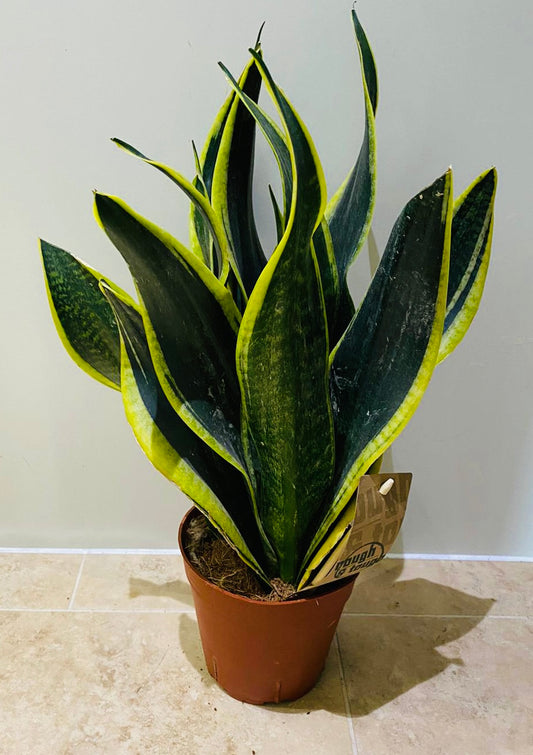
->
xmin=308 ymin=472 xmax=412 ymax=589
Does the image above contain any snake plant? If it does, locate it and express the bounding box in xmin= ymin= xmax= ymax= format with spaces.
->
xmin=40 ymin=11 xmax=496 ymax=590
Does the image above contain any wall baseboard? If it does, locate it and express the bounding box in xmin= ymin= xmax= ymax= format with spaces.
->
xmin=0 ymin=547 xmax=181 ymax=555
xmin=387 ymin=553 xmax=533 ymax=562
xmin=0 ymin=547 xmax=531 ymax=561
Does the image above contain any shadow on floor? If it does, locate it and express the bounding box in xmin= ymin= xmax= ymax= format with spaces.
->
xmin=129 ymin=576 xmax=195 ymax=607
xmin=337 ymin=558 xmax=496 ymax=716
xmin=130 ymin=558 xmax=495 ymax=716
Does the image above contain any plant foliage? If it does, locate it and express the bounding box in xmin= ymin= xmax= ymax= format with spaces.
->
xmin=41 ymin=11 xmax=496 ymax=589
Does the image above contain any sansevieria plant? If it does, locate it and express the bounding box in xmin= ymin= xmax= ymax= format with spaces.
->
xmin=41 ymin=11 xmax=496 ymax=591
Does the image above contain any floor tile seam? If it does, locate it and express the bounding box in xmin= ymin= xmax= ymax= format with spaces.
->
xmin=0 ymin=607 xmax=197 ymax=614
xmin=0 ymin=607 xmax=527 ymax=618
xmin=341 ymin=612 xmax=530 ymax=619
xmin=67 ymin=553 xmax=86 ymax=611
xmin=334 ymin=632 xmax=359 ymax=755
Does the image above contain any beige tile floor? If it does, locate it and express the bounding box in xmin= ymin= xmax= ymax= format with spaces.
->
xmin=0 ymin=554 xmax=531 ymax=754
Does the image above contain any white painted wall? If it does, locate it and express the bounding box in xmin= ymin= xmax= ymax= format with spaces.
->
xmin=1 ymin=0 xmax=531 ymax=554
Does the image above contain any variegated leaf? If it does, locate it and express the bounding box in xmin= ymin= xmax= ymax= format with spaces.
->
xmin=111 ymin=137 xmax=245 ymax=297
xmin=40 ymin=239 xmax=133 ymax=389
xmin=210 ymin=52 xmax=267 ymax=297
xmin=218 ymin=61 xmax=292 ymax=223
xmin=101 ymin=283 xmax=272 ymax=580
xmin=236 ymin=50 xmax=334 ymax=584
xmin=220 ymin=61 xmax=339 ymax=337
xmin=439 ymin=167 xmax=497 ymax=362
xmin=93 ymin=192 xmax=245 ymax=473
xmin=325 ymin=9 xmax=378 ymax=343
xmin=300 ymin=170 xmax=453 ymax=586
xmin=190 ymin=99 xmax=234 ymax=265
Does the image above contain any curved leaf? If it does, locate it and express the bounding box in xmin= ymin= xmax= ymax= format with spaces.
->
xmin=218 ymin=60 xmax=293 ymax=224
xmin=220 ymin=60 xmax=339 ymax=337
xmin=326 ymin=9 xmax=378 ymax=341
xmin=93 ymin=192 xmax=245 ymax=473
xmin=190 ymin=143 xmax=213 ymax=268
xmin=236 ymin=51 xmax=333 ymax=584
xmin=439 ymin=167 xmax=497 ymax=362
xmin=196 ymin=26 xmax=265 ymax=202
xmin=211 ymin=53 xmax=267 ymax=296
xmin=190 ymin=37 xmax=265 ymax=275
xmin=312 ymin=218 xmax=340 ymax=338
xmin=190 ymin=99 xmax=234 ymax=265
xmin=40 ymin=239 xmax=133 ymax=389
xmin=111 ymin=137 xmax=244 ymax=296
xmin=268 ymin=185 xmax=284 ymax=244
xmin=300 ymin=170 xmax=453 ymax=584
xmin=100 ymin=283 xmax=270 ymax=581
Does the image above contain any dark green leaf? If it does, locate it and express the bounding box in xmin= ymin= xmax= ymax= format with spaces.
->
xmin=101 ymin=284 xmax=273 ymax=579
xmin=439 ymin=167 xmax=497 ymax=361
xmin=268 ymin=185 xmax=284 ymax=244
xmin=211 ymin=53 xmax=267 ymax=296
xmin=303 ymin=171 xmax=453 ymax=569
xmin=218 ymin=61 xmax=293 ymax=223
xmin=332 ymin=171 xmax=452 ymax=499
xmin=112 ymin=138 xmax=236 ymax=288
xmin=220 ymin=60 xmax=340 ymax=337
xmin=40 ymin=240 xmax=122 ymax=388
xmin=312 ymin=219 xmax=340 ymax=339
xmin=326 ymin=9 xmax=378 ymax=341
xmin=236 ymin=51 xmax=333 ymax=584
xmin=190 ymin=173 xmax=214 ymax=269
xmin=94 ymin=192 xmax=244 ymax=470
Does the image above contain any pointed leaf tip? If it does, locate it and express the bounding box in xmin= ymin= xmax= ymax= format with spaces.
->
xmin=255 ymin=21 xmax=266 ymax=49
xmin=438 ymin=164 xmax=496 ymax=362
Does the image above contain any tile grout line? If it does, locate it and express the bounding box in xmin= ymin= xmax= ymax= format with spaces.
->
xmin=68 ymin=554 xmax=86 ymax=611
xmin=0 ymin=607 xmax=198 ymax=614
xmin=342 ymin=612 xmax=529 ymax=619
xmin=0 ymin=605 xmax=528 ymax=619
xmin=334 ymin=632 xmax=359 ymax=755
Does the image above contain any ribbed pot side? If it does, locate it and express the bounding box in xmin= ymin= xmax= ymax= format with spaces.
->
xmin=179 ymin=508 xmax=356 ymax=705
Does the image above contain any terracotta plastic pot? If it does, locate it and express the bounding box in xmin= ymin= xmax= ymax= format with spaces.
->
xmin=179 ymin=508 xmax=356 ymax=705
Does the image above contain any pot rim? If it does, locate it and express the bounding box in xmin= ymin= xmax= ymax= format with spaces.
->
xmin=178 ymin=506 xmax=355 ymax=607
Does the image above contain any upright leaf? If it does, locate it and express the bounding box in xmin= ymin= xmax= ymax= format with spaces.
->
xmin=268 ymin=185 xmax=284 ymax=243
xmin=101 ymin=283 xmax=271 ymax=580
xmin=40 ymin=240 xmax=131 ymax=389
xmin=211 ymin=53 xmax=267 ymax=296
xmin=197 ymin=26 xmax=265 ymax=202
xmin=190 ymin=144 xmax=214 ymax=268
xmin=220 ymin=62 xmax=339 ymax=336
xmin=326 ymin=9 xmax=378 ymax=341
xmin=362 ymin=169 xmax=496 ymax=478
xmin=236 ymin=51 xmax=333 ymax=584
xmin=312 ymin=218 xmax=340 ymax=337
xmin=439 ymin=167 xmax=497 ymax=362
xmin=93 ymin=192 xmax=245 ymax=473
xmin=189 ymin=94 xmax=234 ymax=265
xmin=190 ymin=39 xmax=265 ymax=276
xmin=300 ymin=170 xmax=453 ymax=584
xmin=218 ymin=61 xmax=293 ymax=223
